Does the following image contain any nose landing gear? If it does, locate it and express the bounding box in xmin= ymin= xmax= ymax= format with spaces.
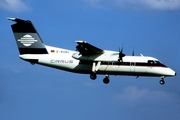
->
xmin=159 ymin=76 xmax=165 ymax=85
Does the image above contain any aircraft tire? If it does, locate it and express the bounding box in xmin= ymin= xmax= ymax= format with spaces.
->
xmin=90 ymin=73 xmax=97 ymax=80
xmin=103 ymin=78 xmax=110 ymax=84
xmin=159 ymin=79 xmax=165 ymax=85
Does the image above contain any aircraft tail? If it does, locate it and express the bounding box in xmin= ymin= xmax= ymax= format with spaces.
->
xmin=8 ymin=18 xmax=48 ymax=55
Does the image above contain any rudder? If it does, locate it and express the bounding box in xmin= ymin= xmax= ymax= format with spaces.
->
xmin=8 ymin=18 xmax=48 ymax=55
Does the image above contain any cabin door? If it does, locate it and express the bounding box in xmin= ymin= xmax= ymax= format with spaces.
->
xmin=130 ymin=61 xmax=136 ymax=72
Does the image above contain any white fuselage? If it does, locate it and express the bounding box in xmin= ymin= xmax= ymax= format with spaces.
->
xmin=19 ymin=45 xmax=176 ymax=77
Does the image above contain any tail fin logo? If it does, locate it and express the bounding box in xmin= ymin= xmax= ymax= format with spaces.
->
xmin=18 ymin=34 xmax=37 ymax=47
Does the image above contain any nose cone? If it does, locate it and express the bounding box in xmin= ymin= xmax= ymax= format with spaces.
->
xmin=161 ymin=67 xmax=176 ymax=77
xmin=168 ymin=68 xmax=176 ymax=76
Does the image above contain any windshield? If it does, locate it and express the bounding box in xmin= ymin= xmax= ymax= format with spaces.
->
xmin=148 ymin=60 xmax=166 ymax=67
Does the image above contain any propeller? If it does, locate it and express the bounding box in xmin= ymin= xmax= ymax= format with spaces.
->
xmin=118 ymin=45 xmax=126 ymax=62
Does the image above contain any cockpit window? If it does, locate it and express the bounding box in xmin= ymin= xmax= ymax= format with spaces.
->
xmin=155 ymin=61 xmax=161 ymax=65
xmin=148 ymin=60 xmax=154 ymax=64
xmin=147 ymin=60 xmax=166 ymax=67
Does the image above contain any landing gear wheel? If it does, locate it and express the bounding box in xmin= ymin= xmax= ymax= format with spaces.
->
xmin=103 ymin=78 xmax=110 ymax=84
xmin=90 ymin=73 xmax=97 ymax=80
xmin=159 ymin=79 xmax=165 ymax=85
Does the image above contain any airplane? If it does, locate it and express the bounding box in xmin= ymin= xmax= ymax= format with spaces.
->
xmin=8 ymin=17 xmax=176 ymax=85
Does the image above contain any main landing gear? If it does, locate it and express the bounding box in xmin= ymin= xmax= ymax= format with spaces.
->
xmin=103 ymin=75 xmax=110 ymax=84
xmin=90 ymin=72 xmax=97 ymax=80
xmin=159 ymin=76 xmax=165 ymax=85
xmin=90 ymin=73 xmax=110 ymax=84
xmin=90 ymin=61 xmax=110 ymax=84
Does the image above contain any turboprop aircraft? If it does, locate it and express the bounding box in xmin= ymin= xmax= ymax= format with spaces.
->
xmin=8 ymin=18 xmax=176 ymax=85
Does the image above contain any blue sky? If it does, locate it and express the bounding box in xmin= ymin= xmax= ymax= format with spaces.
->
xmin=1 ymin=0 xmax=180 ymax=120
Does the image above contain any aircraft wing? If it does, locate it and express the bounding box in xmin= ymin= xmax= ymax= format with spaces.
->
xmin=75 ymin=41 xmax=104 ymax=55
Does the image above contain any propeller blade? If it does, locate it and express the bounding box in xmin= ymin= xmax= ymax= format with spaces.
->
xmin=132 ymin=47 xmax=134 ymax=56
xmin=118 ymin=45 xmax=126 ymax=62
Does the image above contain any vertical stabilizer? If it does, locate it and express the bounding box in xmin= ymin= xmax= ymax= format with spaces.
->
xmin=8 ymin=18 xmax=48 ymax=55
